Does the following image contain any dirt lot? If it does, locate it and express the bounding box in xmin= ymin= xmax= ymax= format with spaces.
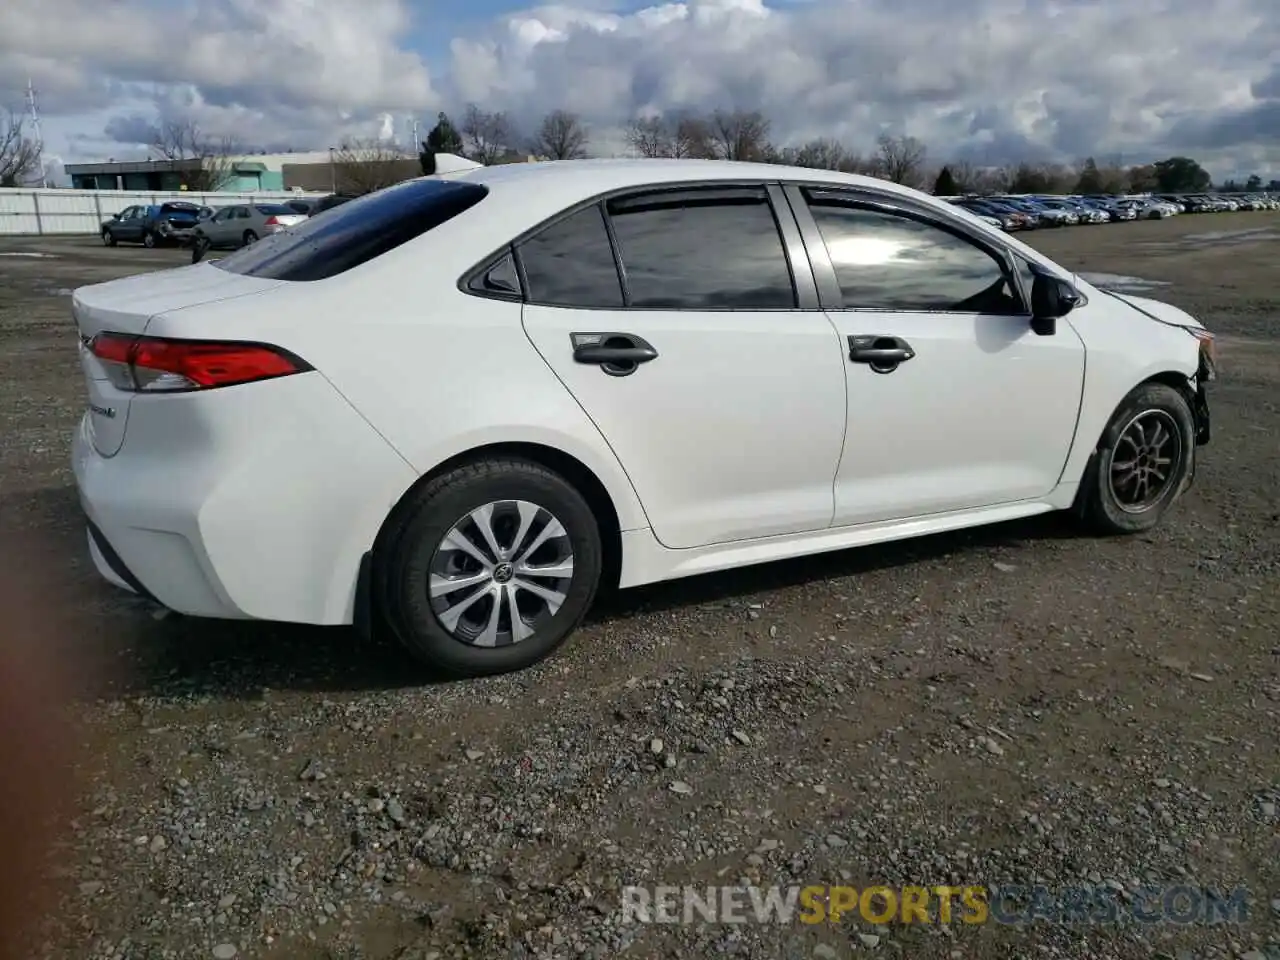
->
xmin=1 ymin=215 xmax=1277 ymax=960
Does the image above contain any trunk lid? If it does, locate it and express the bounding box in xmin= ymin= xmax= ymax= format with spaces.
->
xmin=73 ymin=263 xmax=284 ymax=457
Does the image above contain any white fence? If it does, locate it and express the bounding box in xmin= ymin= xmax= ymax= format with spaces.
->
xmin=0 ymin=188 xmax=330 ymax=236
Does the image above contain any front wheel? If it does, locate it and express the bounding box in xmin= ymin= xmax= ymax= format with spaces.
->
xmin=1077 ymin=382 xmax=1195 ymax=535
xmin=191 ymin=236 xmax=210 ymax=264
xmin=142 ymin=230 xmax=156 ymax=248
xmin=102 ymin=230 xmax=116 ymax=247
xmin=377 ymin=459 xmax=603 ymax=678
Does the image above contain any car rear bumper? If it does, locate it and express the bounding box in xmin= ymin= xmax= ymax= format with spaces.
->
xmin=70 ymin=374 xmax=420 ymax=625
xmin=73 ymin=416 xmax=251 ymax=618
xmin=155 ymin=224 xmax=198 ymax=243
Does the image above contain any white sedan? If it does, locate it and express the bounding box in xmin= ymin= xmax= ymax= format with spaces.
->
xmin=71 ymin=159 xmax=1217 ymax=678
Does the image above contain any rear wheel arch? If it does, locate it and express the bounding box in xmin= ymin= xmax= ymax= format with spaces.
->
xmin=371 ymin=441 xmax=624 ymax=594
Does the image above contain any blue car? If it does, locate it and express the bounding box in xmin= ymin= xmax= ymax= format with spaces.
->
xmin=100 ymin=201 xmax=204 ymax=249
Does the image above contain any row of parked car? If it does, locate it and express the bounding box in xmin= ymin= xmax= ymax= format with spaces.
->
xmin=99 ymin=194 xmax=355 ymax=260
xmin=945 ymin=192 xmax=1279 ymax=232
xmin=101 ymin=187 xmax=1275 ymax=255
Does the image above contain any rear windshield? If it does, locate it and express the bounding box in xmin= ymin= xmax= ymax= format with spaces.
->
xmin=212 ymin=179 xmax=489 ymax=282
xmin=160 ymin=203 xmax=199 ymax=214
xmin=254 ymin=204 xmax=293 ymax=215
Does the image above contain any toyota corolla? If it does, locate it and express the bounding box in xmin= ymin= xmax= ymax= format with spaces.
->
xmin=71 ymin=159 xmax=1216 ymax=678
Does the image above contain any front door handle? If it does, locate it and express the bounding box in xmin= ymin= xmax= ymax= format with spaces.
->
xmin=848 ymin=335 xmax=914 ymax=372
xmin=571 ymin=333 xmax=658 ymax=377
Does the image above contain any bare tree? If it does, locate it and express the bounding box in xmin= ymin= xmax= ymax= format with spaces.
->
xmin=460 ymin=104 xmax=516 ymax=165
xmin=671 ymin=112 xmax=715 ymax=159
xmin=1093 ymin=162 xmax=1130 ymax=195
xmin=1002 ymin=161 xmax=1077 ymax=195
xmin=531 ymin=110 xmax=588 ymax=160
xmin=331 ymin=139 xmax=413 ymax=195
xmin=0 ymin=109 xmax=41 ymax=187
xmin=1126 ymin=163 xmax=1159 ymax=193
xmin=946 ymin=159 xmax=979 ymax=193
xmin=708 ymin=109 xmax=772 ymax=161
xmin=943 ymin=159 xmax=1006 ymax=195
xmin=626 ymin=116 xmax=671 ymax=158
xmin=150 ymin=119 xmax=237 ymax=191
xmin=779 ymin=137 xmax=864 ymax=173
xmin=873 ymin=134 xmax=928 ymax=187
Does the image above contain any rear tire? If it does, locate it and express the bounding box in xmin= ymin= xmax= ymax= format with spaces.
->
xmin=1077 ymin=382 xmax=1195 ymax=535
xmin=377 ymin=458 xmax=603 ymax=678
xmin=242 ymin=230 xmax=258 ymax=246
xmin=142 ymin=230 xmax=155 ymax=248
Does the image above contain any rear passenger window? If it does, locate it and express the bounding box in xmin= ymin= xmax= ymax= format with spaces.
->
xmin=519 ymin=205 xmax=623 ymax=308
xmin=468 ymin=252 xmax=521 ymax=298
xmin=605 ymin=188 xmax=796 ymax=309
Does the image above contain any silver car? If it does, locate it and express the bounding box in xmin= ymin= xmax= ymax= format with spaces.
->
xmin=191 ymin=203 xmax=307 ymax=257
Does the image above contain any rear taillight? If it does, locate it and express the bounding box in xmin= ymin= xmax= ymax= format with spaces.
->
xmin=264 ymin=216 xmax=280 ymax=227
xmin=89 ymin=333 xmax=312 ymax=392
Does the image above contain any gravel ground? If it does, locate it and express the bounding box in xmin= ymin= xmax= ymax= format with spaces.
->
xmin=0 ymin=215 xmax=1277 ymax=960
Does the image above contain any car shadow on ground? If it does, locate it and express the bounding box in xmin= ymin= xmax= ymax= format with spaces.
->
xmin=8 ymin=484 xmax=1092 ymax=701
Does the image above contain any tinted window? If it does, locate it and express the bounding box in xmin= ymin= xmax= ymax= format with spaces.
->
xmin=314 ymin=195 xmax=355 ymax=213
xmin=518 ymin=205 xmax=623 ymax=308
xmin=606 ymin=188 xmax=795 ymax=308
xmin=254 ymin=204 xmax=293 ymax=215
xmin=468 ymin=252 xmax=521 ymax=298
xmin=806 ymin=199 xmax=1022 ymax=314
xmin=213 ymin=179 xmax=489 ymax=282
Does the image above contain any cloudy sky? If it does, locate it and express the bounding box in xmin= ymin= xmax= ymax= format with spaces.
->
xmin=1 ymin=0 xmax=1277 ymax=181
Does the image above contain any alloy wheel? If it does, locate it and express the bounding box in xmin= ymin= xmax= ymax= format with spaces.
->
xmin=428 ymin=500 xmax=575 ymax=647
xmin=1107 ymin=410 xmax=1183 ymax=513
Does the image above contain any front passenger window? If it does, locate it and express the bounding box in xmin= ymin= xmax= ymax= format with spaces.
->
xmin=806 ymin=199 xmax=1023 ymax=314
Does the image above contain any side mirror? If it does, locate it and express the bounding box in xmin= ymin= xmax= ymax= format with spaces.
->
xmin=1029 ymin=272 xmax=1082 ymax=336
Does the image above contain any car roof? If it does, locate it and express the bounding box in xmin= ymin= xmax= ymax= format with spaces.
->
xmin=415 ymin=158 xmax=950 ymax=251
xmin=442 ymin=156 xmax=924 ymax=204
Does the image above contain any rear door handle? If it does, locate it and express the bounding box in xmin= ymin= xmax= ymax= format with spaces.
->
xmin=848 ymin=335 xmax=914 ymax=371
xmin=571 ymin=333 xmax=658 ymax=376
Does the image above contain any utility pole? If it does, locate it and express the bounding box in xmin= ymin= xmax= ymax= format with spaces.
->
xmin=411 ymin=117 xmax=420 ymax=149
xmin=26 ymin=78 xmax=48 ymax=188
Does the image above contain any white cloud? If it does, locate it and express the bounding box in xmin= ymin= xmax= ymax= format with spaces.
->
xmin=1 ymin=0 xmax=1277 ymax=179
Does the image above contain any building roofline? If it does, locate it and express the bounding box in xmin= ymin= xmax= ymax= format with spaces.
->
xmin=65 ymin=159 xmax=203 ymax=175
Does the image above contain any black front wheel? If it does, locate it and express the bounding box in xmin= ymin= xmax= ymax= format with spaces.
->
xmin=190 ymin=236 xmax=210 ymax=264
xmin=1077 ymin=382 xmax=1195 ymax=535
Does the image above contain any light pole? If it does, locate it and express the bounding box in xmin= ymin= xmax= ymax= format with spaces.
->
xmin=328 ymin=146 xmax=336 ymax=193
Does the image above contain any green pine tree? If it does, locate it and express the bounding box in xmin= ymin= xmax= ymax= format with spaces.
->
xmin=420 ymin=112 xmax=463 ymax=174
